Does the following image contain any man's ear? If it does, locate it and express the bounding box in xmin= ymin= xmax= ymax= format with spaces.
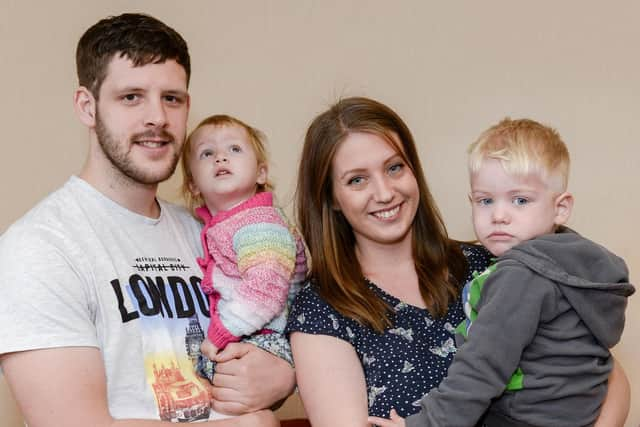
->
xmin=74 ymin=86 xmax=96 ymax=128
xmin=256 ymin=163 xmax=268 ymax=186
xmin=554 ymin=192 xmax=574 ymax=226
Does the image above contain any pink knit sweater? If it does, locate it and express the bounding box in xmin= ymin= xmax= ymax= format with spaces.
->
xmin=196 ymin=192 xmax=307 ymax=348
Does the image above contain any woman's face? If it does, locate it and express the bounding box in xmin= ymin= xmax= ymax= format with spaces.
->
xmin=331 ymin=131 xmax=419 ymax=251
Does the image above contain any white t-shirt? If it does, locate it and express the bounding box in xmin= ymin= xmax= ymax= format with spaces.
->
xmin=0 ymin=176 xmax=229 ymax=421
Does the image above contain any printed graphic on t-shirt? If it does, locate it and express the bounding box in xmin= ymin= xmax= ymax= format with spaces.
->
xmin=115 ymin=256 xmax=214 ymax=422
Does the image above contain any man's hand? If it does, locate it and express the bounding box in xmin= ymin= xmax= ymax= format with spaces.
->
xmin=210 ymin=343 xmax=295 ymax=415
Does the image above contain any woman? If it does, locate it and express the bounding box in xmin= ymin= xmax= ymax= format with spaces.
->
xmin=286 ymin=97 xmax=629 ymax=426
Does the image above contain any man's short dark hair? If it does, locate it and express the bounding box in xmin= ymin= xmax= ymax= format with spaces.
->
xmin=76 ymin=13 xmax=191 ymax=97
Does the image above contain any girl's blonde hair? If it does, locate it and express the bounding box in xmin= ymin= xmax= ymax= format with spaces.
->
xmin=468 ymin=118 xmax=570 ymax=192
xmin=180 ymin=114 xmax=273 ymax=215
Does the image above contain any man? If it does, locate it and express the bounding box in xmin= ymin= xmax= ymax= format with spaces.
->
xmin=0 ymin=13 xmax=293 ymax=426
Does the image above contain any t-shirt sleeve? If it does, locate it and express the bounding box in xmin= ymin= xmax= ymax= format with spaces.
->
xmin=0 ymin=225 xmax=97 ymax=356
xmin=285 ymin=283 xmax=355 ymax=343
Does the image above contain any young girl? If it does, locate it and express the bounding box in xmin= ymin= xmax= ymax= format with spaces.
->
xmin=181 ymin=114 xmax=307 ymax=381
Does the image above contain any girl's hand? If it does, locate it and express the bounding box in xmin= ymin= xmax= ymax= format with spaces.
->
xmin=368 ymin=409 xmax=406 ymax=427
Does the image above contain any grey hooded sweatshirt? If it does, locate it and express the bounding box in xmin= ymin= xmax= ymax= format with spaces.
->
xmin=406 ymin=227 xmax=634 ymax=427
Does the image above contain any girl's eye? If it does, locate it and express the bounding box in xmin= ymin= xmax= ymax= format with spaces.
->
xmin=388 ymin=163 xmax=404 ymax=174
xmin=478 ymin=198 xmax=493 ymax=206
xmin=347 ymin=176 xmax=365 ymax=186
xmin=199 ymin=150 xmax=213 ymax=159
xmin=230 ymin=145 xmax=242 ymax=153
xmin=513 ymin=197 xmax=529 ymax=206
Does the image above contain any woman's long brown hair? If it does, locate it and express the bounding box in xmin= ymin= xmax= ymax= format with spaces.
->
xmin=295 ymin=97 xmax=467 ymax=332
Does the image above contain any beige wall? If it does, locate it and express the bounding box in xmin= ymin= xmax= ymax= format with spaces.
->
xmin=1 ymin=1 xmax=638 ymax=425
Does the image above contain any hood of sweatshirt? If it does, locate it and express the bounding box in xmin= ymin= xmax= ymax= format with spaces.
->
xmin=499 ymin=227 xmax=634 ymax=348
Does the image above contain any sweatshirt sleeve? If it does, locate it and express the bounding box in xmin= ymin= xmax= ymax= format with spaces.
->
xmin=209 ymin=221 xmax=297 ymax=348
xmin=406 ymin=262 xmax=557 ymax=427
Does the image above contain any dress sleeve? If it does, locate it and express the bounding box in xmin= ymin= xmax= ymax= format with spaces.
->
xmin=285 ymin=283 xmax=355 ymax=344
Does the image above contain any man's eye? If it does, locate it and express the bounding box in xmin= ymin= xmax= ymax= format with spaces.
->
xmin=123 ymin=94 xmax=138 ymax=102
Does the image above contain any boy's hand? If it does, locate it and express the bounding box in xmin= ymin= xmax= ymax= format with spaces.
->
xmin=368 ymin=409 xmax=406 ymax=427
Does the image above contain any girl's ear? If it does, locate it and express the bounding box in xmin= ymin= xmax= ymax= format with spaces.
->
xmin=188 ymin=180 xmax=200 ymax=198
xmin=553 ymin=192 xmax=574 ymax=226
xmin=256 ymin=163 xmax=268 ymax=185
xmin=74 ymin=87 xmax=96 ymax=128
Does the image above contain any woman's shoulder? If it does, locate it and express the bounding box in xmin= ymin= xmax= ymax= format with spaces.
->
xmin=459 ymin=242 xmax=492 ymax=279
xmin=286 ymin=281 xmax=359 ymax=340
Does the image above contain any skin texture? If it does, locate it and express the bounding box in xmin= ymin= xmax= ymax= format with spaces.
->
xmin=0 ymin=56 xmax=293 ymax=426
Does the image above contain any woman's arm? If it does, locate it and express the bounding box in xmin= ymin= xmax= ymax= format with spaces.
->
xmin=594 ymin=358 xmax=630 ymax=427
xmin=291 ymin=331 xmax=369 ymax=427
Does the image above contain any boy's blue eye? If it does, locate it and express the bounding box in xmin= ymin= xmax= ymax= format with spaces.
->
xmin=513 ymin=197 xmax=528 ymax=206
xmin=478 ymin=198 xmax=493 ymax=206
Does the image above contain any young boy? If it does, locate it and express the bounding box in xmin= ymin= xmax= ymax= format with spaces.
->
xmin=370 ymin=118 xmax=634 ymax=427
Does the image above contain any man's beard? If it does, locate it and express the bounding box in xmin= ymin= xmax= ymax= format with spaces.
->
xmin=95 ymin=111 xmax=180 ymax=185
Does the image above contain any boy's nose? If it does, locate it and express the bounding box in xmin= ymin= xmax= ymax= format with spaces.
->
xmin=491 ymin=205 xmax=510 ymax=223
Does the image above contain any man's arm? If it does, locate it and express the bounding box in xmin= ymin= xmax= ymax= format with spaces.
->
xmin=1 ymin=347 xmax=278 ymax=427
xmin=209 ymin=342 xmax=296 ymax=415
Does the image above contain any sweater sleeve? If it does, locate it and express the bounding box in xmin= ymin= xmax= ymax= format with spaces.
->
xmin=406 ymin=263 xmax=555 ymax=427
xmin=209 ymin=221 xmax=297 ymax=348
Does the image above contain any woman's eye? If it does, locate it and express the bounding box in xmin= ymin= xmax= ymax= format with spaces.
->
xmin=513 ymin=197 xmax=529 ymax=206
xmin=347 ymin=176 xmax=364 ymax=186
xmin=388 ymin=163 xmax=404 ymax=174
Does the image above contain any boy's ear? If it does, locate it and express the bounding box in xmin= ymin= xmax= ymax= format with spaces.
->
xmin=553 ymin=192 xmax=574 ymax=226
xmin=256 ymin=163 xmax=268 ymax=186
xmin=74 ymin=86 xmax=96 ymax=128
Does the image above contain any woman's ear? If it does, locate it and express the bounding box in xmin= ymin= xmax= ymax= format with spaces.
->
xmin=74 ymin=87 xmax=96 ymax=128
xmin=553 ymin=192 xmax=574 ymax=226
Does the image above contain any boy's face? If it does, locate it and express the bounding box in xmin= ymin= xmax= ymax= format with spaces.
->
xmin=470 ymin=158 xmax=572 ymax=256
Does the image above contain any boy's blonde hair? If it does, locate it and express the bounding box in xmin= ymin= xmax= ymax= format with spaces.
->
xmin=468 ymin=118 xmax=570 ymax=192
xmin=181 ymin=114 xmax=273 ymax=215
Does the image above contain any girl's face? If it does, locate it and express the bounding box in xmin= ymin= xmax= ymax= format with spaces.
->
xmin=188 ymin=124 xmax=267 ymax=213
xmin=331 ymin=131 xmax=419 ymax=252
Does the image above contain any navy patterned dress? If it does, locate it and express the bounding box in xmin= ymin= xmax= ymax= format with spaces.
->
xmin=285 ymin=244 xmax=491 ymax=418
